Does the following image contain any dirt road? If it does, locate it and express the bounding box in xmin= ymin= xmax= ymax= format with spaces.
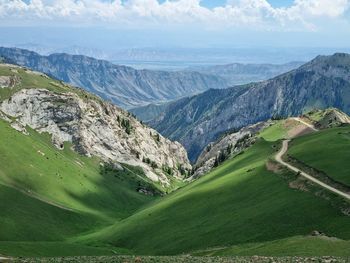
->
xmin=275 ymin=140 xmax=350 ymax=201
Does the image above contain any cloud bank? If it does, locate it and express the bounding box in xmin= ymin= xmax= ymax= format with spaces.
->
xmin=0 ymin=0 xmax=349 ymax=31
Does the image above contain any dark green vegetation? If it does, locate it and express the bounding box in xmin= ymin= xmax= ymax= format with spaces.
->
xmin=12 ymin=255 xmax=350 ymax=263
xmin=195 ymin=236 xmax=350 ymax=257
xmin=150 ymin=53 xmax=350 ymax=162
xmin=0 ymin=241 xmax=115 ymax=257
xmin=1 ymin=112 xmax=350 ymax=258
xmin=288 ymin=126 xmax=350 ymax=186
xmin=81 ymin=138 xmax=350 ymax=256
xmin=0 ymin=117 xmax=158 ymax=256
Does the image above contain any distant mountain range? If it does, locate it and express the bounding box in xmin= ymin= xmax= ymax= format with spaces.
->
xmin=0 ymin=47 xmax=304 ymax=110
xmin=131 ymin=62 xmax=303 ymax=122
xmin=0 ymin=47 xmax=228 ymax=109
xmin=189 ymin=61 xmax=304 ymax=86
xmin=151 ymin=53 xmax=350 ymax=162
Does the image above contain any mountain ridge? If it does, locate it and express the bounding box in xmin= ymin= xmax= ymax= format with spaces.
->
xmin=188 ymin=61 xmax=303 ymax=86
xmin=151 ymin=53 xmax=350 ymax=162
xmin=0 ymin=47 xmax=229 ymax=109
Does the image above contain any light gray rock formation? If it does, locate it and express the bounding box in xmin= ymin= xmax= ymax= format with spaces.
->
xmin=0 ymin=85 xmax=191 ymax=186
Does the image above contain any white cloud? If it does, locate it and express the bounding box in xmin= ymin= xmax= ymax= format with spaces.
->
xmin=0 ymin=0 xmax=349 ymax=30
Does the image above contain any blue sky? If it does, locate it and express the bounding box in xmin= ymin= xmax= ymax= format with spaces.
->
xmin=143 ymin=0 xmax=295 ymax=8
xmin=0 ymin=0 xmax=349 ymax=50
xmin=192 ymin=0 xmax=295 ymax=8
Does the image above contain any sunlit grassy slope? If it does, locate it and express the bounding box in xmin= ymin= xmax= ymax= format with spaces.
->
xmin=0 ymin=64 xmax=164 ymax=256
xmin=0 ymin=65 xmax=99 ymax=103
xmin=0 ymin=118 xmax=158 ymax=256
xmin=288 ymin=126 xmax=350 ymax=186
xmin=1 ymin=64 xmax=349 ymax=258
xmin=0 ymin=120 xmax=156 ymax=220
xmin=259 ymin=120 xmax=288 ymax=141
xmin=83 ymin=138 xmax=350 ymax=255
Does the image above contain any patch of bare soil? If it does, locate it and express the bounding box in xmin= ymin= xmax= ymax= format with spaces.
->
xmin=288 ymin=125 xmax=314 ymax=138
xmin=266 ymin=160 xmax=282 ymax=173
xmin=289 ymin=177 xmax=309 ymax=192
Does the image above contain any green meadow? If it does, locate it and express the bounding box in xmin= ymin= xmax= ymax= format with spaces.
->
xmin=0 ymin=65 xmax=349 ymax=258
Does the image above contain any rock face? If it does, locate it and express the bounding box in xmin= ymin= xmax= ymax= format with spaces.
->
xmin=0 ymin=65 xmax=191 ymax=186
xmin=152 ymin=53 xmax=350 ymax=162
xmin=0 ymin=47 xmax=228 ymax=109
xmin=192 ymin=122 xmax=271 ymax=179
xmin=0 ymin=75 xmax=18 ymax=88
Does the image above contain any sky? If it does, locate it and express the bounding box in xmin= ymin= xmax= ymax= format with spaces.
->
xmin=0 ymin=0 xmax=349 ymax=53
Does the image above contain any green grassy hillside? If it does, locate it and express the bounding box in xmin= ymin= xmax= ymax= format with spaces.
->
xmin=82 ymin=138 xmax=350 ymax=255
xmin=0 ymin=118 xmax=159 ymax=256
xmin=194 ymin=236 xmax=350 ymax=257
xmin=1 ymin=64 xmax=349 ymax=258
xmin=0 ymin=64 xmax=166 ymax=257
xmin=0 ymin=119 xmax=157 ymax=220
xmin=0 ymin=65 xmax=98 ymax=103
xmin=288 ymin=126 xmax=350 ymax=186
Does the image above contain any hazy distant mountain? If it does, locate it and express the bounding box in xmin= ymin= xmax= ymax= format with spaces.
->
xmin=189 ymin=61 xmax=303 ymax=86
xmin=0 ymin=47 xmax=228 ymax=109
xmin=130 ymin=102 xmax=171 ymax=123
xmin=130 ymin=62 xmax=302 ymax=121
xmin=151 ymin=53 xmax=350 ymax=162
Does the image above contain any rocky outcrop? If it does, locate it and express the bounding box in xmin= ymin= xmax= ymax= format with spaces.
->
xmin=304 ymin=108 xmax=350 ymax=129
xmin=0 ymin=47 xmax=228 ymax=109
xmin=192 ymin=121 xmax=271 ymax=179
xmin=0 ymin=65 xmax=191 ymax=186
xmin=0 ymin=75 xmax=19 ymax=89
xmin=152 ymin=53 xmax=350 ymax=162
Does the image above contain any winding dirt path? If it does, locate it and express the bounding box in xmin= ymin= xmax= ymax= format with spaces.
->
xmin=275 ymin=140 xmax=350 ymax=201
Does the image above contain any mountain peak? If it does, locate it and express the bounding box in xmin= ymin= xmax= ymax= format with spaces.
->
xmin=307 ymin=52 xmax=350 ymax=68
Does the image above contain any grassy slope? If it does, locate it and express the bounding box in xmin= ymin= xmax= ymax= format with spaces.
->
xmin=1 ymin=65 xmax=349 ymax=257
xmin=0 ymin=64 xmax=165 ymax=256
xmin=0 ymin=64 xmax=100 ymax=103
xmin=195 ymin=236 xmax=350 ymax=257
xmin=288 ymin=126 xmax=350 ymax=186
xmin=0 ymin=183 xmax=96 ymax=242
xmin=259 ymin=121 xmax=287 ymax=141
xmin=0 ymin=241 xmax=116 ymax=257
xmin=0 ymin=119 xmax=158 ymax=256
xmin=0 ymin=119 xmax=156 ymax=220
xmin=83 ymin=138 xmax=350 ymax=255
